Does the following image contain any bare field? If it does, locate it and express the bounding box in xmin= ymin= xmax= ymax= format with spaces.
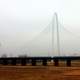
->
xmin=0 ymin=62 xmax=80 ymax=80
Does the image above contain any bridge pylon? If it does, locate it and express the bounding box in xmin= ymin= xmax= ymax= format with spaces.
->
xmin=52 ymin=12 xmax=60 ymax=56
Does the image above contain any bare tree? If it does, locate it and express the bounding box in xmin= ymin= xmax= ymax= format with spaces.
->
xmin=1 ymin=54 xmax=7 ymax=58
xmin=18 ymin=54 xmax=28 ymax=58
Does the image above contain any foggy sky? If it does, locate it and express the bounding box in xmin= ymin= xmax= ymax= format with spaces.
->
xmin=0 ymin=0 xmax=80 ymax=56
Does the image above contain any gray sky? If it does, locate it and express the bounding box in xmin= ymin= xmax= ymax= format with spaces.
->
xmin=0 ymin=0 xmax=80 ymax=56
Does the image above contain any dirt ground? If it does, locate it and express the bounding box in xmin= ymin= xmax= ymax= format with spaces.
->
xmin=0 ymin=62 xmax=80 ymax=80
xmin=0 ymin=66 xmax=80 ymax=80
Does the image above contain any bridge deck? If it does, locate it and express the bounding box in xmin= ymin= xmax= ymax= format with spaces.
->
xmin=0 ymin=56 xmax=80 ymax=60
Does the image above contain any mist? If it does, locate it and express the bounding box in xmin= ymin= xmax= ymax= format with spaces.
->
xmin=0 ymin=0 xmax=80 ymax=56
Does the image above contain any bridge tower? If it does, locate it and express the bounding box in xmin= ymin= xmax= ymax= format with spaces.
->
xmin=52 ymin=12 xmax=60 ymax=56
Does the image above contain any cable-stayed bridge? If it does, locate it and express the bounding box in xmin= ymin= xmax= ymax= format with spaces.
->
xmin=26 ymin=12 xmax=80 ymax=57
xmin=0 ymin=13 xmax=80 ymax=66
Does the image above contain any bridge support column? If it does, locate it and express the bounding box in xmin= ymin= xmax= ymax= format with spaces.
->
xmin=66 ymin=60 xmax=71 ymax=67
xmin=32 ymin=59 xmax=36 ymax=66
xmin=2 ymin=59 xmax=8 ymax=65
xmin=21 ymin=58 xmax=26 ymax=66
xmin=54 ymin=59 xmax=59 ymax=66
xmin=11 ymin=59 xmax=16 ymax=65
xmin=42 ymin=59 xmax=47 ymax=66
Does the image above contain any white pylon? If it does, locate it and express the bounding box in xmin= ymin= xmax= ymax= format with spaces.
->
xmin=52 ymin=12 xmax=60 ymax=56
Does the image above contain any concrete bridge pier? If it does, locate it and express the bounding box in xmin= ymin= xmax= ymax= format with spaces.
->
xmin=21 ymin=58 xmax=26 ymax=66
xmin=66 ymin=60 xmax=71 ymax=66
xmin=11 ymin=59 xmax=16 ymax=65
xmin=32 ymin=59 xmax=36 ymax=66
xmin=54 ymin=59 xmax=59 ymax=66
xmin=42 ymin=59 xmax=47 ymax=66
xmin=2 ymin=59 xmax=8 ymax=65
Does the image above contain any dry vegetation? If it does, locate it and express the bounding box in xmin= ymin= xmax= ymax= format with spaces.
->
xmin=0 ymin=61 xmax=80 ymax=80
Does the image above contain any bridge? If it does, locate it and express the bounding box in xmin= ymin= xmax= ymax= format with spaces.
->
xmin=0 ymin=56 xmax=80 ymax=66
xmin=0 ymin=13 xmax=80 ymax=66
